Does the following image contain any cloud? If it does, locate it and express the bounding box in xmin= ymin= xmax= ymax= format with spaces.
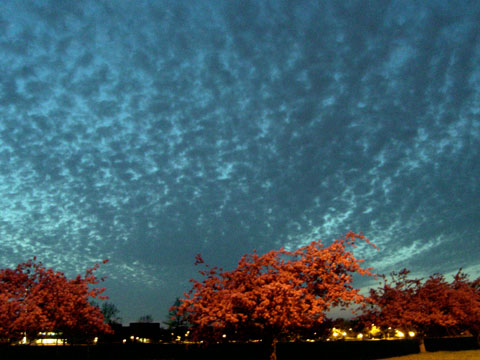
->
xmin=0 ymin=0 xmax=478 ymax=322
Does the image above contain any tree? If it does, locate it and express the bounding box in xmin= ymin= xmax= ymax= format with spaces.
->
xmin=100 ymin=302 xmax=122 ymax=325
xmin=0 ymin=257 xmax=112 ymax=343
xmin=175 ymin=231 xmax=377 ymax=360
xmin=449 ymin=271 xmax=480 ymax=339
xmin=137 ymin=314 xmax=154 ymax=323
xmin=360 ymin=268 xmax=480 ymax=351
xmin=165 ymin=298 xmax=189 ymax=329
xmin=165 ymin=298 xmax=190 ymax=343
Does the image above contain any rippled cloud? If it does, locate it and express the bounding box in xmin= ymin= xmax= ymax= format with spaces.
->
xmin=0 ymin=0 xmax=479 ymax=322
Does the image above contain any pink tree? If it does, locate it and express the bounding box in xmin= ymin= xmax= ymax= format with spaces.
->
xmin=360 ymin=268 xmax=480 ymax=351
xmin=175 ymin=231 xmax=377 ymax=360
xmin=0 ymin=258 xmax=112 ymax=343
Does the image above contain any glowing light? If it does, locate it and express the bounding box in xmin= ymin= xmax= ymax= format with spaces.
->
xmin=330 ymin=327 xmax=348 ymax=339
xmin=357 ymin=333 xmax=364 ymax=339
xmin=32 ymin=332 xmax=66 ymax=345
xmin=408 ymin=331 xmax=415 ymax=337
xmin=396 ymin=330 xmax=405 ymax=338
xmin=369 ymin=325 xmax=382 ymax=337
xmin=35 ymin=338 xmax=63 ymax=345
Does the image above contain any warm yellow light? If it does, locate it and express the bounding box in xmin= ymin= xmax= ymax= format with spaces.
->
xmin=369 ymin=325 xmax=381 ymax=336
xmin=122 ymin=339 xmax=127 ymax=344
xmin=396 ymin=330 xmax=405 ymax=338
xmin=222 ymin=334 xmax=227 ymax=338
xmin=357 ymin=333 xmax=364 ymax=339
xmin=333 ymin=332 xmax=338 ymax=337
xmin=408 ymin=331 xmax=415 ymax=337
xmin=35 ymin=338 xmax=61 ymax=345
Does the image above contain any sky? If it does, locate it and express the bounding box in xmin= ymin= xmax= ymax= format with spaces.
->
xmin=0 ymin=0 xmax=479 ymax=324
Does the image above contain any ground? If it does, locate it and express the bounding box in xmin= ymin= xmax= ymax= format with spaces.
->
xmin=380 ymin=349 xmax=480 ymax=360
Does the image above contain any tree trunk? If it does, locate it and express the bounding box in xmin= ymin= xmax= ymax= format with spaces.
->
xmin=473 ymin=331 xmax=480 ymax=348
xmin=419 ymin=337 xmax=426 ymax=353
xmin=265 ymin=336 xmax=278 ymax=360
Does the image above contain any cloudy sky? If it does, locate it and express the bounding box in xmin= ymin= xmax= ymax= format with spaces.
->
xmin=1 ymin=0 xmax=479 ymax=324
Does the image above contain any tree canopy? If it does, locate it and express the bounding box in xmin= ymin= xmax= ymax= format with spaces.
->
xmin=0 ymin=257 xmax=112 ymax=343
xmin=175 ymin=231 xmax=377 ymax=360
xmin=360 ymin=268 xmax=480 ymax=340
xmin=165 ymin=298 xmax=189 ymax=330
xmin=100 ymin=301 xmax=122 ymax=325
xmin=138 ymin=314 xmax=154 ymax=323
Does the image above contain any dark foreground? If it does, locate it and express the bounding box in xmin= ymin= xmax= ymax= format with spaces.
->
xmin=1 ymin=337 xmax=478 ymax=360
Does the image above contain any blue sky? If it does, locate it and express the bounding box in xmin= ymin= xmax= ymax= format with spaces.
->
xmin=0 ymin=0 xmax=479 ymax=324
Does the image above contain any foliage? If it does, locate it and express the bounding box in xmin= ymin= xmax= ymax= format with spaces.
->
xmin=0 ymin=257 xmax=112 ymax=343
xmin=100 ymin=301 xmax=122 ymax=325
xmin=165 ymin=298 xmax=189 ymax=330
xmin=360 ymin=268 xmax=480 ymax=339
xmin=138 ymin=314 xmax=154 ymax=323
xmin=175 ymin=231 xmax=376 ymax=359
